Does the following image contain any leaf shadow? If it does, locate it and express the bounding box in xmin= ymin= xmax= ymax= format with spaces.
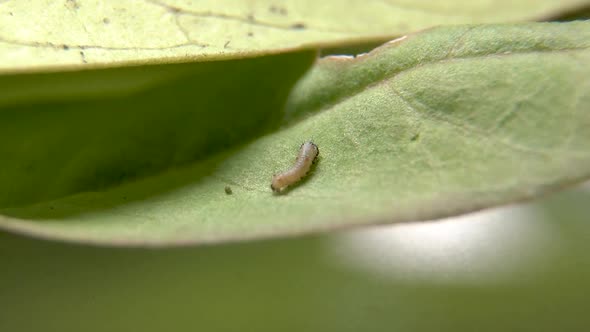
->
xmin=0 ymin=51 xmax=316 ymax=215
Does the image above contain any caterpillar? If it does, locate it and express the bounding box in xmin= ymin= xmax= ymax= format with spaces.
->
xmin=271 ymin=141 xmax=319 ymax=192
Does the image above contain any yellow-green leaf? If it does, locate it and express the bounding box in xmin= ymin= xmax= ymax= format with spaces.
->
xmin=2 ymin=0 xmax=589 ymax=70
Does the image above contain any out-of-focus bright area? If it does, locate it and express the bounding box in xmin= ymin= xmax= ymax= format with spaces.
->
xmin=1 ymin=183 xmax=589 ymax=332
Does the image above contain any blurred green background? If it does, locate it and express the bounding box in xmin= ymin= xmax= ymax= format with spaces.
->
xmin=1 ymin=183 xmax=588 ymax=331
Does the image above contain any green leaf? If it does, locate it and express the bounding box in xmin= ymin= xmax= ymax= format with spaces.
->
xmin=2 ymin=0 xmax=589 ymax=70
xmin=1 ymin=22 xmax=590 ymax=246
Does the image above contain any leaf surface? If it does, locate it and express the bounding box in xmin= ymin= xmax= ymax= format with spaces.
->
xmin=1 ymin=0 xmax=589 ymax=70
xmin=1 ymin=22 xmax=589 ymax=246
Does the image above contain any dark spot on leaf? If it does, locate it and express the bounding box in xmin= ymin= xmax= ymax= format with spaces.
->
xmin=411 ymin=133 xmax=420 ymax=141
xmin=62 ymin=44 xmax=70 ymax=50
xmin=79 ymin=51 xmax=87 ymax=63
xmin=66 ymin=0 xmax=80 ymax=10
xmin=269 ymin=5 xmax=288 ymax=15
xmin=102 ymin=17 xmax=110 ymax=24
xmin=247 ymin=14 xmax=255 ymax=21
xmin=291 ymin=23 xmax=306 ymax=30
xmin=225 ymin=186 xmax=233 ymax=195
xmin=247 ymin=32 xmax=254 ymax=37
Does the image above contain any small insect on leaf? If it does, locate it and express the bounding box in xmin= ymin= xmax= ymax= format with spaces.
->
xmin=271 ymin=141 xmax=319 ymax=193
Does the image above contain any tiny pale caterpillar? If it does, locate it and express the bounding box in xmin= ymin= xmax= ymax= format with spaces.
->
xmin=271 ymin=141 xmax=319 ymax=192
